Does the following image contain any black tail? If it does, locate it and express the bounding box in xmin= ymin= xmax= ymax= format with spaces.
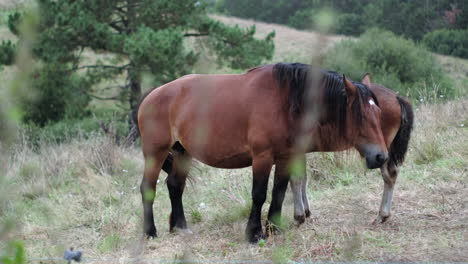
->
xmin=388 ymin=96 xmax=414 ymax=166
xmin=162 ymin=142 xmax=196 ymax=180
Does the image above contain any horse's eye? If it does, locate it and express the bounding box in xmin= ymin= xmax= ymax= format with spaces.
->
xmin=368 ymin=99 xmax=376 ymax=106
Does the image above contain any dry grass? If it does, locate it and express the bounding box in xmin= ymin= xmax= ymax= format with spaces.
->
xmin=3 ymin=98 xmax=467 ymax=263
xmin=1 ymin=7 xmax=468 ymax=263
xmin=0 ymin=0 xmax=27 ymax=9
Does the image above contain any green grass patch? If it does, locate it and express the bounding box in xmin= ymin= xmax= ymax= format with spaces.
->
xmin=190 ymin=209 xmax=203 ymax=224
xmin=334 ymin=172 xmax=356 ymax=187
xmin=97 ymin=234 xmax=122 ymax=253
xmin=212 ymin=202 xmax=251 ymax=225
xmin=413 ymin=139 xmax=444 ymax=165
xmin=271 ymin=242 xmax=294 ymax=264
xmin=102 ymin=195 xmax=119 ymax=207
xmin=18 ymin=161 xmax=41 ymax=180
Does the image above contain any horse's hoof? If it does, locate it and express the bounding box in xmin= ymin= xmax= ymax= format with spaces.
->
xmin=305 ymin=209 xmax=311 ymax=218
xmin=294 ymin=214 xmax=306 ymax=225
xmin=248 ymin=232 xmax=266 ymax=244
xmin=246 ymin=226 xmax=266 ymax=243
xmin=145 ymin=225 xmax=157 ymax=239
xmin=373 ymin=214 xmax=390 ymax=224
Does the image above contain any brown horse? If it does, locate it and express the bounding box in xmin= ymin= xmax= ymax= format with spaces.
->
xmin=136 ymin=63 xmax=388 ymax=242
xmin=290 ymin=73 xmax=414 ymax=224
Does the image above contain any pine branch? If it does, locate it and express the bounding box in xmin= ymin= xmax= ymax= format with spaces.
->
xmin=88 ymin=94 xmax=120 ymax=100
xmin=184 ymin=32 xmax=209 ymax=37
xmin=74 ymin=64 xmax=130 ymax=71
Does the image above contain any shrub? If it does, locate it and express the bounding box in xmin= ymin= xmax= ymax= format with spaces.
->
xmin=23 ymin=113 xmax=128 ymax=146
xmin=20 ymin=65 xmax=92 ymax=126
xmin=0 ymin=40 xmax=15 ymax=65
xmin=287 ymin=9 xmax=315 ymax=30
xmin=423 ymin=29 xmax=468 ymax=59
xmin=324 ymin=29 xmax=454 ymax=100
xmin=335 ymin=13 xmax=364 ymax=36
xmin=219 ymin=0 xmax=309 ymax=25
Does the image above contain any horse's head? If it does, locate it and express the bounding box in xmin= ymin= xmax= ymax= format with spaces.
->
xmin=343 ymin=74 xmax=388 ymax=169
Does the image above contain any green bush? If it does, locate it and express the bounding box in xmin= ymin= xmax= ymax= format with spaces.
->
xmin=219 ymin=0 xmax=309 ymax=25
xmin=217 ymin=0 xmax=468 ymax=41
xmin=287 ymin=9 xmax=315 ymax=30
xmin=23 ymin=113 xmax=128 ymax=146
xmin=20 ymin=64 xmax=93 ymax=126
xmin=0 ymin=40 xmax=15 ymax=65
xmin=423 ymin=29 xmax=468 ymax=59
xmin=335 ymin=13 xmax=364 ymax=36
xmin=324 ymin=29 xmax=454 ymax=100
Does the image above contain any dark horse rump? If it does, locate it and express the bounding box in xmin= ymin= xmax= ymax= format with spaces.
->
xmin=389 ymin=96 xmax=414 ymax=167
xmin=136 ymin=63 xmax=388 ymax=242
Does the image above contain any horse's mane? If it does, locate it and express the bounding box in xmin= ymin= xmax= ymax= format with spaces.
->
xmin=272 ymin=63 xmax=377 ymax=133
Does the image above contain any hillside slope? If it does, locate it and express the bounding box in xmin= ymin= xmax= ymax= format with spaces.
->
xmin=214 ymin=15 xmax=468 ymax=82
xmin=213 ymin=15 xmax=350 ymax=63
xmin=2 ymin=13 xmax=468 ymax=264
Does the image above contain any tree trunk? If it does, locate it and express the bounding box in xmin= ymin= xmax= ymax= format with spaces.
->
xmin=126 ymin=0 xmax=141 ymax=144
xmin=126 ymin=64 xmax=141 ymax=144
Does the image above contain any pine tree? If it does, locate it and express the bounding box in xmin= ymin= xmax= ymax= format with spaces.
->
xmin=0 ymin=0 xmax=274 ymax=126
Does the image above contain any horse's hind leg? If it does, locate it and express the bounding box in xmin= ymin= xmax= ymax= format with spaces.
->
xmin=266 ymin=160 xmax=290 ymax=235
xmin=375 ymin=160 xmax=398 ymax=223
xmin=167 ymin=146 xmax=191 ymax=232
xmin=141 ymin=146 xmax=169 ymax=238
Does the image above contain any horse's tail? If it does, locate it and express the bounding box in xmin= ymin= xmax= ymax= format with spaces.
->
xmin=388 ymin=96 xmax=414 ymax=166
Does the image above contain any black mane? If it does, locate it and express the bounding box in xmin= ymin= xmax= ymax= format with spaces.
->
xmin=272 ymin=62 xmax=377 ymax=133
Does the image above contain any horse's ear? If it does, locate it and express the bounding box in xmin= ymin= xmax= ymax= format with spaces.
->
xmin=361 ymin=73 xmax=371 ymax=87
xmin=343 ymin=74 xmax=357 ymax=97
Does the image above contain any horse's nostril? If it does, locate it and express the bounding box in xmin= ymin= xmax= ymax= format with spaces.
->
xmin=376 ymin=154 xmax=385 ymax=163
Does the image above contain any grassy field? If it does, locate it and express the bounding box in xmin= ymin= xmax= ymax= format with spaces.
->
xmin=6 ymin=97 xmax=467 ymax=263
xmin=1 ymin=9 xmax=468 ymax=264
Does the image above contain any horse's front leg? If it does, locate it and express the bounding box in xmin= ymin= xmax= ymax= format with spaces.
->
xmin=246 ymin=151 xmax=273 ymax=243
xmin=375 ymin=160 xmax=398 ymax=223
xmin=289 ymin=155 xmax=308 ymax=224
xmin=301 ymin=173 xmax=311 ymax=218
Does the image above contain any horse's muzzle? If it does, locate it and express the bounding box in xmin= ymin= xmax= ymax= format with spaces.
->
xmin=366 ymin=152 xmax=388 ymax=169
xmin=361 ymin=144 xmax=389 ymax=169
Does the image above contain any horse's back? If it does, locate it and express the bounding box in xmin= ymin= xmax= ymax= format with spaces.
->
xmin=139 ymin=66 xmax=290 ymax=168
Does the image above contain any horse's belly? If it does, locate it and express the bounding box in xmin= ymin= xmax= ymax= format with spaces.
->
xmin=196 ymin=151 xmax=252 ymax=169
xmin=177 ymin=134 xmax=251 ymax=168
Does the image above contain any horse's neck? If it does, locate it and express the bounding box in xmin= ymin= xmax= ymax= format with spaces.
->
xmin=305 ymin=122 xmax=354 ymax=152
